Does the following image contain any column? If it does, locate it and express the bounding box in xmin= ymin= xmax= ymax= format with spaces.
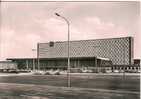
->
xmin=26 ymin=60 xmax=29 ymax=70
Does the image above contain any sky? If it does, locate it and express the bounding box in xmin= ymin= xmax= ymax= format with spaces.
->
xmin=0 ymin=1 xmax=140 ymax=60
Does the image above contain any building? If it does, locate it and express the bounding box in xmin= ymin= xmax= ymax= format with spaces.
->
xmin=0 ymin=61 xmax=17 ymax=72
xmin=134 ymin=59 xmax=141 ymax=66
xmin=39 ymin=37 xmax=133 ymax=66
xmin=7 ymin=37 xmax=136 ymax=71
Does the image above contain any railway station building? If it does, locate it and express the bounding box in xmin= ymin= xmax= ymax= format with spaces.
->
xmin=7 ymin=36 xmax=139 ymax=72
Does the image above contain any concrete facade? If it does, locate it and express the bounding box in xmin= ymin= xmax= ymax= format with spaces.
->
xmin=7 ymin=37 xmax=135 ymax=71
xmin=39 ymin=37 xmax=133 ymax=65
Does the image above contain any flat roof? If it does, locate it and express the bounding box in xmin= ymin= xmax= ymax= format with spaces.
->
xmin=39 ymin=36 xmax=133 ymax=44
xmin=7 ymin=57 xmax=96 ymax=60
xmin=0 ymin=61 xmax=16 ymax=63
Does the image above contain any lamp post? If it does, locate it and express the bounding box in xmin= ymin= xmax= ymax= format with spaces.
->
xmin=123 ymin=47 xmax=126 ymax=78
xmin=32 ymin=49 xmax=36 ymax=71
xmin=55 ymin=13 xmax=71 ymax=87
xmin=37 ymin=43 xmax=40 ymax=71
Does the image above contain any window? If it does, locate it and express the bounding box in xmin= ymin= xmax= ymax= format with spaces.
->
xmin=49 ymin=41 xmax=54 ymax=47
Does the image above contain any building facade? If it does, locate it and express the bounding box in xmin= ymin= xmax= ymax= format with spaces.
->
xmin=38 ymin=37 xmax=133 ymax=67
xmin=0 ymin=61 xmax=17 ymax=71
xmin=7 ymin=37 xmax=135 ymax=70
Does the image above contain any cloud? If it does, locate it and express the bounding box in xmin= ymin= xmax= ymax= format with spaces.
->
xmin=0 ymin=27 xmax=41 ymax=59
xmin=0 ymin=2 xmax=140 ymax=60
xmin=70 ymin=16 xmax=131 ymax=40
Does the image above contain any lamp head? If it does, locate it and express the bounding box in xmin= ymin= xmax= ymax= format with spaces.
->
xmin=55 ymin=13 xmax=60 ymax=16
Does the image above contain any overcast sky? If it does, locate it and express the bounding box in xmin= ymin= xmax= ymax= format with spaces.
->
xmin=0 ymin=1 xmax=140 ymax=60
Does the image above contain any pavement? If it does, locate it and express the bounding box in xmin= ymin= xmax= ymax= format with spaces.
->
xmin=0 ymin=83 xmax=140 ymax=99
xmin=0 ymin=72 xmax=140 ymax=77
xmin=0 ymin=72 xmax=140 ymax=99
xmin=0 ymin=72 xmax=33 ymax=76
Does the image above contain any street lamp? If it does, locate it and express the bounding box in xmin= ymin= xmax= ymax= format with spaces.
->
xmin=37 ymin=43 xmax=40 ymax=71
xmin=55 ymin=13 xmax=71 ymax=87
xmin=32 ymin=49 xmax=36 ymax=71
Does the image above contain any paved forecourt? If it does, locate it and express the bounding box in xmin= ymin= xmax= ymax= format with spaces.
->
xmin=0 ymin=73 xmax=140 ymax=99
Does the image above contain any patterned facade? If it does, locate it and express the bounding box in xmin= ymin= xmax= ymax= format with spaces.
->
xmin=39 ymin=37 xmax=133 ymax=65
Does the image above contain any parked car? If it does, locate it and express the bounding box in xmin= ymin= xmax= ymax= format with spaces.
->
xmin=82 ymin=69 xmax=93 ymax=73
xmin=8 ymin=70 xmax=19 ymax=73
xmin=106 ymin=70 xmax=112 ymax=73
xmin=33 ymin=70 xmax=45 ymax=75
xmin=45 ymin=69 xmax=61 ymax=75
xmin=125 ymin=69 xmax=138 ymax=73
xmin=113 ymin=70 xmax=119 ymax=73
xmin=119 ymin=70 xmax=124 ymax=73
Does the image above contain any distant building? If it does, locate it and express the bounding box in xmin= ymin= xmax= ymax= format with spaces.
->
xmin=134 ymin=59 xmax=141 ymax=66
xmin=7 ymin=37 xmax=135 ymax=71
xmin=0 ymin=61 xmax=17 ymax=72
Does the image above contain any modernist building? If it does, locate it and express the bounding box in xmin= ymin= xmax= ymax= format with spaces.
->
xmin=0 ymin=61 xmax=17 ymax=71
xmin=7 ymin=37 xmax=135 ymax=70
